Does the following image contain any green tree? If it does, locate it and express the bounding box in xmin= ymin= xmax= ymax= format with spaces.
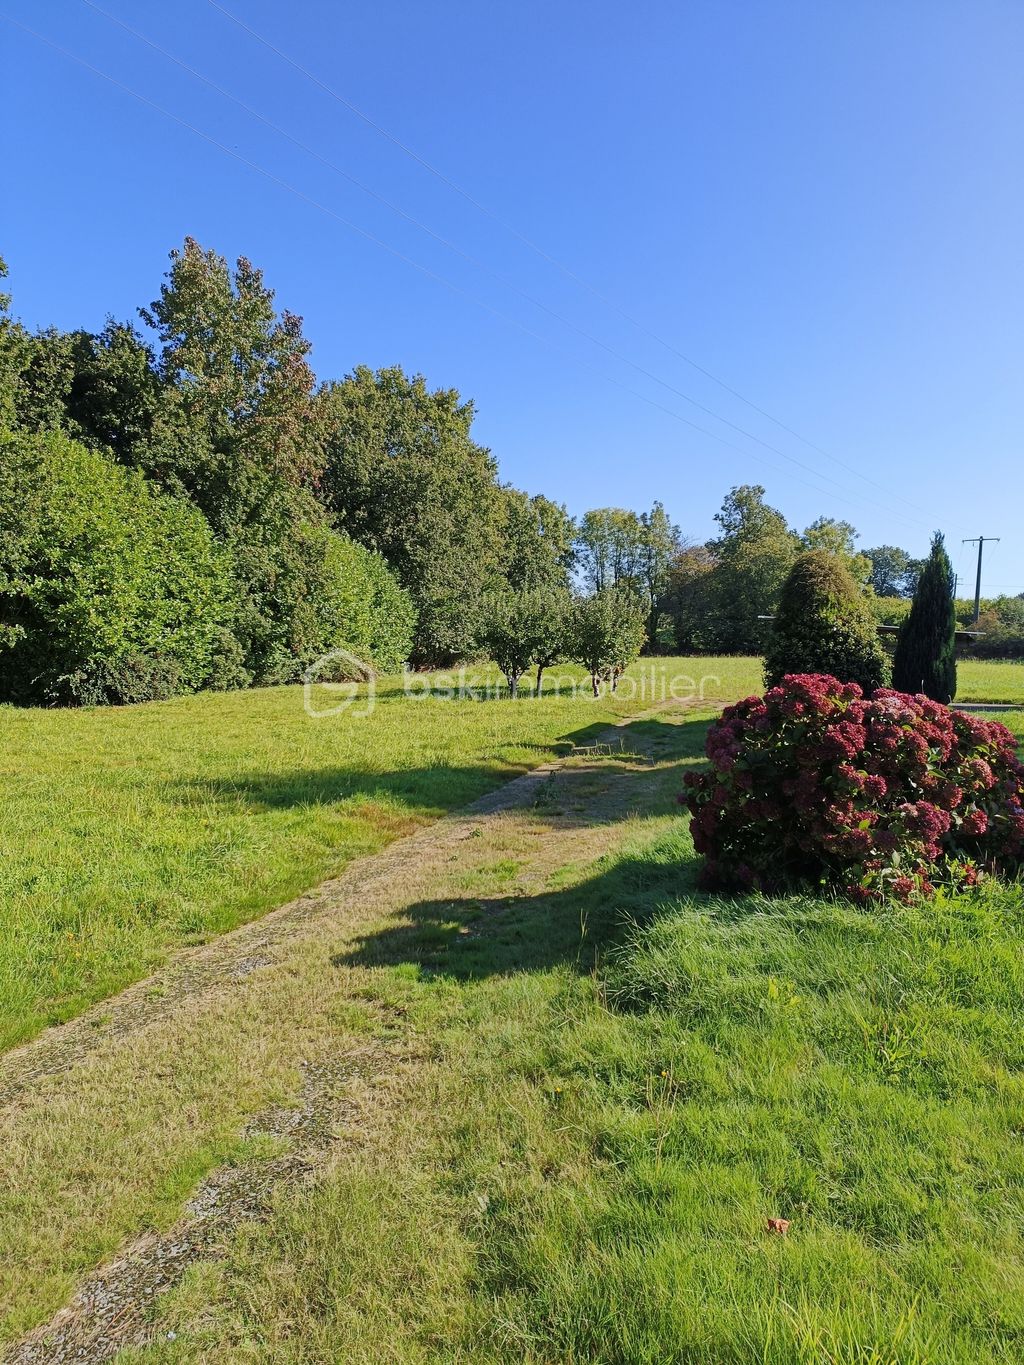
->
xmin=664 ymin=542 xmax=716 ymax=651
xmin=570 ymin=587 xmax=647 ymax=696
xmin=320 ymin=365 xmax=505 ymax=664
xmin=475 ymin=590 xmax=543 ymax=694
xmin=574 ymin=508 xmax=645 ymax=594
xmin=140 ymin=240 xmax=331 ymax=681
xmin=638 ymin=500 xmax=681 ymax=650
xmin=141 ymin=238 xmax=324 ymax=528
xmin=801 ymin=516 xmax=871 ymax=587
xmin=501 ymin=489 xmax=575 ymax=591
xmin=63 ymin=321 xmax=164 ymax=465
xmin=0 ymin=430 xmax=230 ymax=704
xmin=764 ymin=551 xmax=888 ymax=692
xmin=704 ymin=486 xmax=799 ymax=652
xmin=530 ymin=585 xmax=573 ymax=692
xmin=892 ymin=532 xmax=957 ymax=701
xmin=865 ymin=545 xmax=922 ymax=598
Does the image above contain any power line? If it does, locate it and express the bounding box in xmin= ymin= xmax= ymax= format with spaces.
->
xmin=77 ymin=0 xmax=932 ymax=528
xmin=0 ymin=11 xmax=948 ymax=536
xmin=205 ymin=0 xmax=954 ymax=526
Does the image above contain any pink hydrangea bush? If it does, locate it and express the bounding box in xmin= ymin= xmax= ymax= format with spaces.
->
xmin=684 ymin=673 xmax=1024 ymax=902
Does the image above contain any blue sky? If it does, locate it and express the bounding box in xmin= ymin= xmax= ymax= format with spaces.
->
xmin=3 ymin=0 xmax=1022 ymax=594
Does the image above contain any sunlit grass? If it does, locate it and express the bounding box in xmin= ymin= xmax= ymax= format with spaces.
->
xmin=120 ymin=717 xmax=1024 ymax=1364
xmin=0 ymin=657 xmax=753 ymax=1053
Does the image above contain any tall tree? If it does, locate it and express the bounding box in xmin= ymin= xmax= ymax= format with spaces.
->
xmin=801 ymin=516 xmax=871 ymax=587
xmin=865 ymin=545 xmax=922 ymax=598
xmin=574 ymin=508 xmax=645 ymax=594
xmin=892 ymin=532 xmax=957 ymax=702
xmin=501 ymin=489 xmax=574 ymax=591
xmin=140 ymin=240 xmax=328 ymax=681
xmin=638 ymin=500 xmax=681 ymax=650
xmin=704 ymin=486 xmax=799 ymax=652
xmin=141 ymin=238 xmax=324 ymax=528
xmin=664 ymin=542 xmax=716 ymax=651
xmin=320 ymin=365 xmax=505 ymax=664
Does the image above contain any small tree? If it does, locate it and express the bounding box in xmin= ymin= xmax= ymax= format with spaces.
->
xmin=570 ymin=587 xmax=647 ymax=697
xmin=476 ymin=590 xmax=541 ymax=694
xmin=764 ymin=551 xmax=887 ymax=693
xmin=531 ymin=585 xmax=572 ymax=693
xmin=892 ymin=532 xmax=957 ymax=702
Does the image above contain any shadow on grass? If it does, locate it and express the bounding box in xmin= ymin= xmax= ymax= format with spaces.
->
xmin=332 ymin=847 xmax=702 ymax=982
xmin=332 ymin=715 xmax=712 ymax=981
xmin=176 ymin=716 xmax=709 ymax=815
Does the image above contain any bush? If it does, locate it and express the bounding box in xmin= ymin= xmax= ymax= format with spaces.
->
xmin=0 ymin=430 xmax=231 ymax=704
xmin=764 ymin=551 xmax=887 ymax=693
xmin=684 ymin=673 xmax=1024 ymax=902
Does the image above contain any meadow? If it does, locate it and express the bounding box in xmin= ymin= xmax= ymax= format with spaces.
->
xmin=1 ymin=656 xmax=1019 ymax=1054
xmin=0 ymin=656 xmax=754 ymax=1053
xmin=1 ymin=658 xmax=1023 ymax=1359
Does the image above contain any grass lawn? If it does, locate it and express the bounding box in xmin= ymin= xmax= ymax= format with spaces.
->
xmin=87 ymin=710 xmax=1024 ymax=1364
xmin=3 ymin=687 xmax=1024 ymax=1359
xmin=0 ymin=654 xmax=1017 ymax=1054
xmin=0 ymin=656 xmax=755 ymax=1053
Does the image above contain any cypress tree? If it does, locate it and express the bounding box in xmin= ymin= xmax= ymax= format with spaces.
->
xmin=764 ymin=550 xmax=887 ymax=692
xmin=892 ymin=532 xmax=957 ymax=702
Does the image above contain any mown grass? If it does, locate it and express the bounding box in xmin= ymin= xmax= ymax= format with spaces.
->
xmin=115 ymin=713 xmax=1024 ymax=1365
xmin=0 ymin=655 xmax=1016 ymax=1054
xmin=0 ymin=657 xmax=756 ymax=1054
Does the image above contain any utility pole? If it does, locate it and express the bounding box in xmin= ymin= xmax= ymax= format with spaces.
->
xmin=962 ymin=537 xmax=1000 ymax=624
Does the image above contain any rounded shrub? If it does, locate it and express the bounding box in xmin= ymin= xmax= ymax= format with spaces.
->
xmin=684 ymin=673 xmax=1024 ymax=902
xmin=0 ymin=430 xmax=231 ymax=704
xmin=764 ymin=551 xmax=887 ymax=693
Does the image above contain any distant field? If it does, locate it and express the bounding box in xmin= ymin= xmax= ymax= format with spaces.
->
xmin=0 ymin=653 xmax=1018 ymax=1055
xmin=958 ymin=658 xmax=1024 ymax=703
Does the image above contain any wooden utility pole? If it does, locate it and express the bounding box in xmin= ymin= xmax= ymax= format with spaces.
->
xmin=962 ymin=537 xmax=1000 ymax=624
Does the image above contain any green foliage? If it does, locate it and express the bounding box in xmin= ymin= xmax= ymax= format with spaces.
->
xmin=141 ymin=238 xmax=324 ymax=528
xmin=764 ymin=550 xmax=888 ymax=691
xmin=62 ymin=321 xmax=164 ymax=464
xmin=701 ymin=485 xmax=800 ymax=652
xmin=320 ymin=365 xmax=504 ymax=664
xmin=475 ymin=585 xmax=572 ymax=693
xmin=570 ymin=587 xmax=647 ymax=695
xmin=866 ymin=543 xmax=923 ymax=597
xmin=0 ymin=430 xmax=230 ymax=704
xmin=575 ymin=507 xmax=645 ymax=594
xmin=893 ymin=532 xmax=957 ymax=701
xmin=500 ymin=488 xmax=574 ymax=593
xmin=801 ymin=516 xmax=871 ymax=587
xmin=576 ymin=503 xmax=680 ymax=651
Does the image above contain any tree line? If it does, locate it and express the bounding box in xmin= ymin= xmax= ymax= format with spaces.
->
xmin=2 ymin=240 xmax=1019 ymax=706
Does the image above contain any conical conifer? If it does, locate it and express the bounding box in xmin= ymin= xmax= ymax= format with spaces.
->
xmin=892 ymin=532 xmax=957 ymax=702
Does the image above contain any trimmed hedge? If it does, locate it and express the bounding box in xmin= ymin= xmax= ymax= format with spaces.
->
xmin=765 ymin=551 xmax=887 ymax=693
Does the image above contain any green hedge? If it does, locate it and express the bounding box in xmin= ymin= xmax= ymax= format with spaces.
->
xmin=0 ymin=432 xmax=415 ymax=703
xmin=0 ymin=430 xmax=231 ymax=703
